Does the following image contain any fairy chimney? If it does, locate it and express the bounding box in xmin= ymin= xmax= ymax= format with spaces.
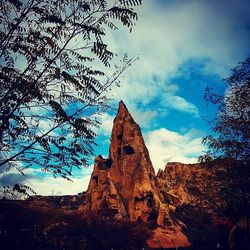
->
xmin=81 ymin=101 xmax=190 ymax=248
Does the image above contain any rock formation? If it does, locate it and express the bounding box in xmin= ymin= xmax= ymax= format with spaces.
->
xmin=156 ymin=162 xmax=206 ymax=206
xmin=81 ymin=101 xmax=191 ymax=248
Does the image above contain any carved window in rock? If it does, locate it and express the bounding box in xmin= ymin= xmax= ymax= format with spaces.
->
xmin=118 ymin=147 xmax=121 ymax=155
xmin=147 ymin=198 xmax=153 ymax=208
xmin=149 ymin=172 xmax=153 ymax=180
xmin=98 ymin=158 xmax=112 ymax=170
xmin=164 ymin=217 xmax=172 ymax=227
xmin=93 ymin=176 xmax=98 ymax=185
xmin=123 ymin=145 xmax=134 ymax=155
xmin=117 ymin=134 xmax=123 ymax=140
xmin=147 ymin=211 xmax=157 ymax=222
xmin=134 ymin=196 xmax=140 ymax=202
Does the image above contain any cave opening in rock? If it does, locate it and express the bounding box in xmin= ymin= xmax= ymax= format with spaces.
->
xmin=117 ymin=134 xmax=123 ymax=140
xmin=118 ymin=147 xmax=121 ymax=155
xmin=123 ymin=145 xmax=134 ymax=155
xmin=147 ymin=211 xmax=157 ymax=222
xmin=98 ymin=158 xmax=112 ymax=170
xmin=147 ymin=198 xmax=153 ymax=208
xmin=164 ymin=217 xmax=172 ymax=227
xmin=134 ymin=196 xmax=141 ymax=202
xmin=93 ymin=176 xmax=98 ymax=184
xmin=149 ymin=172 xmax=153 ymax=180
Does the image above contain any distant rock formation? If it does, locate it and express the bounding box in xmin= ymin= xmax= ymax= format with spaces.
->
xmin=80 ymin=101 xmax=191 ymax=249
xmin=156 ymin=162 xmax=206 ymax=206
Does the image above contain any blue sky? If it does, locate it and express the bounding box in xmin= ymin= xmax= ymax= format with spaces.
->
xmin=1 ymin=0 xmax=250 ymax=195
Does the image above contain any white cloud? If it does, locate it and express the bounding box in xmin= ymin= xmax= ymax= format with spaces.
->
xmin=131 ymin=109 xmax=158 ymax=128
xmin=104 ymin=0 xmax=250 ymax=122
xmin=0 ymin=166 xmax=93 ymax=196
xmin=28 ymin=165 xmax=93 ymax=195
xmin=26 ymin=174 xmax=91 ymax=195
xmin=94 ymin=113 xmax=114 ymax=136
xmin=144 ymin=128 xmax=206 ymax=173
xmin=163 ymin=95 xmax=200 ymax=117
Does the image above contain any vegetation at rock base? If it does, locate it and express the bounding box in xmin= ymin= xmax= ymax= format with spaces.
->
xmin=176 ymin=204 xmax=231 ymax=250
xmin=0 ymin=200 xmax=151 ymax=250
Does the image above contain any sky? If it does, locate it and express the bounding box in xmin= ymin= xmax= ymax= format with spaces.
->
xmin=1 ymin=0 xmax=250 ymax=196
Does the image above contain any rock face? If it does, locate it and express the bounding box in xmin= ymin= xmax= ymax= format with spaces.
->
xmin=156 ymin=162 xmax=206 ymax=206
xmin=81 ymin=101 xmax=190 ymax=248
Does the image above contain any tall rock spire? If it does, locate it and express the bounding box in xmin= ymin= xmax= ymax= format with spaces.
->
xmin=81 ymin=101 xmax=190 ymax=248
xmin=109 ymin=101 xmax=156 ymax=210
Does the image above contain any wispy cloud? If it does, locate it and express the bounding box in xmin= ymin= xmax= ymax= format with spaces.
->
xmin=106 ymin=0 xmax=250 ymax=121
xmin=163 ymin=95 xmax=199 ymax=117
xmin=0 ymin=165 xmax=93 ymax=195
xmin=26 ymin=175 xmax=91 ymax=195
xmin=144 ymin=128 xmax=206 ymax=173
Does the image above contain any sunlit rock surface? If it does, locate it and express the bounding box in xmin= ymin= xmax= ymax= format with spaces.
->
xmin=156 ymin=162 xmax=205 ymax=205
xmin=81 ymin=101 xmax=191 ymax=248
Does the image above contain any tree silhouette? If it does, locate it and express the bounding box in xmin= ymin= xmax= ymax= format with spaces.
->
xmin=199 ymin=59 xmax=250 ymax=245
xmin=202 ymin=58 xmax=250 ymax=162
xmin=0 ymin=0 xmax=142 ymax=179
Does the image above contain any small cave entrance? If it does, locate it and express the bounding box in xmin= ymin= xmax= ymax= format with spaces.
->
xmin=147 ymin=211 xmax=158 ymax=229
xmin=147 ymin=211 xmax=157 ymax=222
xmin=164 ymin=217 xmax=172 ymax=227
xmin=147 ymin=198 xmax=153 ymax=208
xmin=123 ymin=145 xmax=134 ymax=155
xmin=98 ymin=158 xmax=112 ymax=170
xmin=149 ymin=172 xmax=153 ymax=180
xmin=118 ymin=147 xmax=121 ymax=156
xmin=134 ymin=196 xmax=141 ymax=202
xmin=117 ymin=133 xmax=123 ymax=140
xmin=93 ymin=176 xmax=98 ymax=185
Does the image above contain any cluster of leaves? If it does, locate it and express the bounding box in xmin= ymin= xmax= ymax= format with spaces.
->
xmin=184 ymin=159 xmax=250 ymax=249
xmin=197 ymin=58 xmax=250 ymax=233
xmin=0 ymin=0 xmax=142 ymax=179
xmin=176 ymin=204 xmax=230 ymax=250
xmin=202 ymin=58 xmax=250 ymax=162
xmin=186 ymin=159 xmax=250 ymax=223
xmin=0 ymin=183 xmax=36 ymax=200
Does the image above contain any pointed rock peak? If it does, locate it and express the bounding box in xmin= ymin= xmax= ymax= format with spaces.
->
xmin=109 ymin=101 xmax=155 ymax=183
xmin=118 ymin=100 xmax=127 ymax=110
xmin=115 ymin=100 xmax=133 ymax=122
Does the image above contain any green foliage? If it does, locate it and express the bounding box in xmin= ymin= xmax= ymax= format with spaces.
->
xmin=0 ymin=0 xmax=141 ymax=178
xmin=187 ymin=159 xmax=250 ymax=222
xmin=203 ymin=58 xmax=250 ymax=162
xmin=199 ymin=58 xmax=250 ymax=223
xmin=176 ymin=204 xmax=230 ymax=250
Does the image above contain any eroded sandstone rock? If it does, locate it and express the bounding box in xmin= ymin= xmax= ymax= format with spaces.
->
xmin=81 ymin=101 xmax=190 ymax=248
xmin=156 ymin=162 xmax=208 ymax=206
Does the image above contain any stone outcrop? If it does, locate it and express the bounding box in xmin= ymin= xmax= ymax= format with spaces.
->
xmin=81 ymin=101 xmax=190 ymax=248
xmin=156 ymin=162 xmax=206 ymax=206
